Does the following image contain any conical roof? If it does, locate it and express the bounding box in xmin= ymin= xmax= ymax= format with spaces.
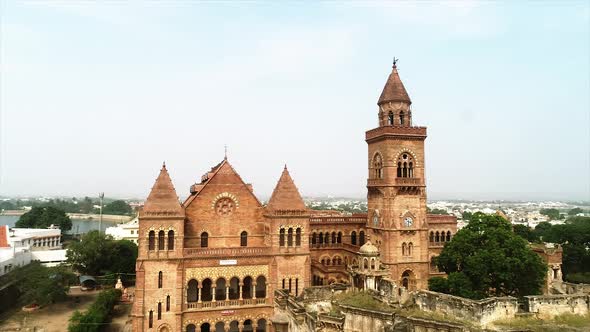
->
xmin=377 ymin=65 xmax=411 ymax=105
xmin=141 ymin=163 xmax=185 ymax=217
xmin=266 ymin=166 xmax=307 ymax=211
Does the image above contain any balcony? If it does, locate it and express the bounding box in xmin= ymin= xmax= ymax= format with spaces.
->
xmin=367 ymin=177 xmax=424 ymax=187
xmin=366 ymin=125 xmax=427 ymax=142
xmin=185 ymin=298 xmax=269 ymax=311
xmin=183 ymin=247 xmax=271 ymax=258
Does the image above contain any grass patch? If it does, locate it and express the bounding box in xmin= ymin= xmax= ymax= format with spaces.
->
xmin=333 ymin=291 xmax=394 ymax=312
xmin=494 ymin=313 xmax=590 ymax=332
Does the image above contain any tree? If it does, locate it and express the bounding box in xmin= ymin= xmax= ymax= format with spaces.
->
xmin=513 ymin=224 xmax=539 ymax=243
xmin=433 ymin=213 xmax=546 ymax=299
xmin=102 ymin=200 xmax=132 ymax=215
xmin=462 ymin=211 xmax=473 ymax=221
xmin=16 ymin=206 xmax=72 ymax=231
xmin=66 ymin=231 xmax=137 ymax=275
xmin=568 ymin=208 xmax=584 ymax=216
xmin=540 ymin=208 xmax=560 ymax=220
xmin=10 ymin=262 xmax=75 ymax=306
xmin=533 ymin=217 xmax=590 ymax=280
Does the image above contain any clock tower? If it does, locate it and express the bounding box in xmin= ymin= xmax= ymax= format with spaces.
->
xmin=366 ymin=61 xmax=430 ymax=290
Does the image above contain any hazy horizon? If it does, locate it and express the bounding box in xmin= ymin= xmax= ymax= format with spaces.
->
xmin=1 ymin=2 xmax=589 ymax=201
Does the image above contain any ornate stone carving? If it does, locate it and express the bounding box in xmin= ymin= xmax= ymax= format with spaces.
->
xmin=185 ymin=265 xmax=268 ymax=282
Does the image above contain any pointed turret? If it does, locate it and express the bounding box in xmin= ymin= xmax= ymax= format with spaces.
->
xmin=267 ymin=165 xmax=307 ymax=212
xmin=141 ymin=163 xmax=185 ymax=217
xmin=378 ymin=63 xmax=411 ymax=105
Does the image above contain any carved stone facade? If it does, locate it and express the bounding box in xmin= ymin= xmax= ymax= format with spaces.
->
xmin=132 ymin=64 xmax=458 ymax=332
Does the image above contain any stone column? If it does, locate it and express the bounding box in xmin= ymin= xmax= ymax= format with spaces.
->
xmin=212 ymin=287 xmax=216 ymax=302
xmin=226 ymin=286 xmax=230 ymax=301
xmin=239 ymin=283 xmax=243 ymax=300
xmin=197 ymin=286 xmax=202 ymax=303
xmin=252 ymin=282 xmax=257 ymax=299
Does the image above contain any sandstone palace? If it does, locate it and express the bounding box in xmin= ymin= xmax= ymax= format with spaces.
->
xmin=131 ymin=64 xmax=458 ymax=332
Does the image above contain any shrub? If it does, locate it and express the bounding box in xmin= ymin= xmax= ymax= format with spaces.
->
xmin=68 ymin=288 xmax=122 ymax=332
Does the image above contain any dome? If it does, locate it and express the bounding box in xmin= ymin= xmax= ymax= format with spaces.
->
xmin=359 ymin=241 xmax=379 ymax=255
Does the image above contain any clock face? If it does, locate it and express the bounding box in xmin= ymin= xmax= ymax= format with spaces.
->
xmin=404 ymin=217 xmax=413 ymax=227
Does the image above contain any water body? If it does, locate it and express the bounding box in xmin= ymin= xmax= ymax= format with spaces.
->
xmin=0 ymin=215 xmax=119 ymax=234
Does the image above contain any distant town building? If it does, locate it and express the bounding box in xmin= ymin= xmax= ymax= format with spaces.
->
xmin=105 ymin=217 xmax=139 ymax=244
xmin=0 ymin=225 xmax=67 ymax=276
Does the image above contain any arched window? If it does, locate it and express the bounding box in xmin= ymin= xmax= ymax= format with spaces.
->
xmin=331 ymin=232 xmax=336 ymax=245
xmin=215 ymin=278 xmax=226 ymax=301
xmin=435 ymin=231 xmax=440 ymax=243
xmin=256 ymin=276 xmax=267 ymax=298
xmin=446 ymin=231 xmax=451 ymax=242
xmin=388 ymin=111 xmax=394 ymax=125
xmin=397 ymin=153 xmax=415 ymax=178
xmin=408 ymin=242 xmax=413 ymax=256
xmin=319 ymin=232 xmax=324 ymax=245
xmin=429 ymin=231 xmax=434 ymax=243
xmin=311 ymin=233 xmax=317 ymax=246
xmin=240 ymin=231 xmax=248 ymax=247
xmin=359 ymin=231 xmax=366 ymax=246
xmin=148 ymin=310 xmax=153 ymax=328
xmin=148 ymin=231 xmax=155 ymax=250
xmin=158 ymin=230 xmax=165 ymax=250
xmin=167 ymin=230 xmax=174 ymax=250
xmin=166 ymin=295 xmax=170 ymax=311
xmin=373 ymin=154 xmax=383 ymax=179
xmin=402 ymin=242 xmax=407 ymax=256
xmin=296 ymin=228 xmax=301 ymax=246
xmin=201 ymin=278 xmax=212 ymax=301
xmin=295 ymin=278 xmax=299 ymax=296
xmin=399 ymin=111 xmax=405 ymax=126
xmin=279 ymin=228 xmax=285 ymax=246
xmin=200 ymin=232 xmax=208 ymax=248
xmin=364 ymin=258 xmax=368 ymax=270
xmin=242 ymin=276 xmax=253 ymax=299
xmin=351 ymin=231 xmax=357 ymax=245
xmin=200 ymin=323 xmax=210 ymax=332
xmin=287 ymin=228 xmax=293 ymax=247
xmin=187 ymin=280 xmax=198 ymax=302
xmin=157 ymin=302 xmax=162 ymax=320
xmin=158 ymin=271 xmax=163 ymax=288
xmin=229 ymin=277 xmax=240 ymax=300
xmin=373 ymin=211 xmax=379 ymax=226
xmin=257 ymin=319 xmax=267 ymax=332
xmin=186 ymin=324 xmax=196 ymax=332
xmin=337 ymin=232 xmax=342 ymax=244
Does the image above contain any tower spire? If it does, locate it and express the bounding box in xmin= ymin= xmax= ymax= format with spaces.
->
xmin=378 ymin=59 xmax=411 ymax=105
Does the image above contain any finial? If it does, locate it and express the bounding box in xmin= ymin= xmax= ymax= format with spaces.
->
xmin=224 ymin=144 xmax=228 ymax=160
xmin=284 ymin=164 xmax=288 ymax=170
xmin=162 ymin=161 xmax=166 ymax=168
xmin=393 ymin=57 xmax=398 ymax=68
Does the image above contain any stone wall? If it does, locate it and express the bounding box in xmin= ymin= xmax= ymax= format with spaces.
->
xmin=340 ymin=305 xmax=394 ymax=332
xmin=525 ymin=294 xmax=589 ymax=319
xmin=413 ymin=290 xmax=518 ymax=327
xmin=563 ymin=281 xmax=590 ymax=295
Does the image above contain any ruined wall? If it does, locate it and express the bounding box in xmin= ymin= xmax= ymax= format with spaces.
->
xmin=413 ymin=291 xmax=518 ymax=327
xmin=563 ymin=282 xmax=590 ymax=295
xmin=340 ymin=305 xmax=394 ymax=332
xmin=525 ymin=294 xmax=589 ymax=319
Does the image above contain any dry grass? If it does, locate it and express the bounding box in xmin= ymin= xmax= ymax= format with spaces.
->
xmin=493 ymin=313 xmax=590 ymax=332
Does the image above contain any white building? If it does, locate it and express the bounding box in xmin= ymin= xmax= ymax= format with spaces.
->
xmin=0 ymin=225 xmax=67 ymax=276
xmin=105 ymin=217 xmax=139 ymax=244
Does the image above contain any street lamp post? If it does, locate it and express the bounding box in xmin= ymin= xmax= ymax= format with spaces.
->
xmin=99 ymin=192 xmax=104 ymax=233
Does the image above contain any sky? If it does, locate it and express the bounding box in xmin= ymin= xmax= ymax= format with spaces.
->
xmin=0 ymin=1 xmax=589 ymax=201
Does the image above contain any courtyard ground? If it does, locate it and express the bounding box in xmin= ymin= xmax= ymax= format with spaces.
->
xmin=0 ymin=287 xmax=98 ymax=332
